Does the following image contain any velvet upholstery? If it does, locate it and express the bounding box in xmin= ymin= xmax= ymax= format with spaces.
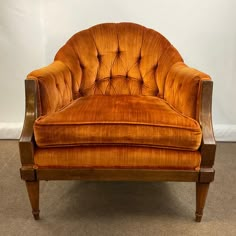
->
xmin=34 ymin=146 xmax=201 ymax=170
xmin=54 ymin=22 xmax=185 ymax=99
xmin=28 ymin=61 xmax=73 ymax=115
xmin=164 ymin=62 xmax=210 ymax=119
xmin=55 ymin=23 xmax=170 ymax=98
xmin=34 ymin=95 xmax=202 ymax=151
xmin=26 ymin=22 xmax=211 ymax=169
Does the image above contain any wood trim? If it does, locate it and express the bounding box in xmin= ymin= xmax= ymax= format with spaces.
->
xmin=19 ymin=79 xmax=38 ymax=165
xmin=198 ymin=168 xmax=215 ymax=183
xmin=20 ymin=166 xmax=214 ymax=183
xmin=37 ymin=168 xmax=199 ymax=182
xmin=199 ymin=80 xmax=216 ymax=167
xmin=20 ymin=166 xmax=37 ymax=181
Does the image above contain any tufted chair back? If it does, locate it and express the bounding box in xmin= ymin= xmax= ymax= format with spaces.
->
xmin=55 ymin=23 xmax=183 ymax=99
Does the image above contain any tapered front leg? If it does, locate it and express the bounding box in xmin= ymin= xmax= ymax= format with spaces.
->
xmin=195 ymin=182 xmax=210 ymax=222
xmin=25 ymin=180 xmax=40 ymax=220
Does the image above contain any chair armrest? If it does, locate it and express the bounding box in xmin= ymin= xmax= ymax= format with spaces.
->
xmin=19 ymin=79 xmax=38 ymax=165
xmin=164 ymin=62 xmax=210 ymax=119
xmin=164 ymin=62 xmax=216 ymax=167
xmin=198 ymin=80 xmax=216 ymax=167
xmin=19 ymin=61 xmax=73 ymax=165
xmin=27 ymin=60 xmax=73 ymax=116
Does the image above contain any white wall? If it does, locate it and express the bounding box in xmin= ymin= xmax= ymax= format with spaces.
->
xmin=1 ymin=0 xmax=236 ymax=140
xmin=0 ymin=0 xmax=44 ymax=138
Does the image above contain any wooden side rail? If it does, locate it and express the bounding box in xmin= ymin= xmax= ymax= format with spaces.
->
xmin=19 ymin=79 xmax=38 ymax=173
xmin=199 ymin=80 xmax=216 ymax=168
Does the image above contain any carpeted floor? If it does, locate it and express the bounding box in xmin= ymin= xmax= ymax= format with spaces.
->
xmin=0 ymin=141 xmax=235 ymax=236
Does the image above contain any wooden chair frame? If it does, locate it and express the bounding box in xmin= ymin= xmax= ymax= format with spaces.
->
xmin=19 ymin=79 xmax=216 ymax=222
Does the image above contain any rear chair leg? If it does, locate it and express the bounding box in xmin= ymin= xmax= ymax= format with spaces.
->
xmin=25 ymin=180 xmax=40 ymax=220
xmin=195 ymin=182 xmax=210 ymax=222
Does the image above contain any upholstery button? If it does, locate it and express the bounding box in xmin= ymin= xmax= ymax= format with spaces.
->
xmin=117 ymin=48 xmax=121 ymax=55
xmin=97 ymin=54 xmax=101 ymax=61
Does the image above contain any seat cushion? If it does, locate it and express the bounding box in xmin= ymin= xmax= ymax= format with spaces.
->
xmin=34 ymin=146 xmax=201 ymax=170
xmin=34 ymin=95 xmax=202 ymax=150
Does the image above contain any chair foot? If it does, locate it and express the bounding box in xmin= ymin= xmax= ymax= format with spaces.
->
xmin=195 ymin=213 xmax=202 ymax=222
xmin=25 ymin=180 xmax=40 ymax=220
xmin=32 ymin=210 xmax=40 ymax=220
xmin=195 ymin=182 xmax=210 ymax=222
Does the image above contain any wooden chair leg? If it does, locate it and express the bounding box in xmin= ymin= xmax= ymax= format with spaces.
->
xmin=25 ymin=180 xmax=40 ymax=220
xmin=195 ymin=182 xmax=210 ymax=222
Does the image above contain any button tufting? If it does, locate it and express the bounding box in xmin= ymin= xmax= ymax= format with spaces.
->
xmin=116 ymin=48 xmax=121 ymax=55
xmin=97 ymin=54 xmax=101 ymax=61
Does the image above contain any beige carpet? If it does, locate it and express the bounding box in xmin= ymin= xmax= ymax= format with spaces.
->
xmin=0 ymin=141 xmax=235 ymax=236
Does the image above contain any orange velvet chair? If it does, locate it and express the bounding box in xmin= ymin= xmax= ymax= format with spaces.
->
xmin=19 ymin=23 xmax=216 ymax=222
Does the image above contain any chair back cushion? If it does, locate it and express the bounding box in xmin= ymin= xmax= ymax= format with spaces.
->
xmin=55 ymin=23 xmax=183 ymax=99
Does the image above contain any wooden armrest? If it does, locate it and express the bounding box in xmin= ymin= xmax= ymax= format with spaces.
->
xmin=198 ymin=80 xmax=216 ymax=167
xmin=19 ymin=79 xmax=38 ymax=165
